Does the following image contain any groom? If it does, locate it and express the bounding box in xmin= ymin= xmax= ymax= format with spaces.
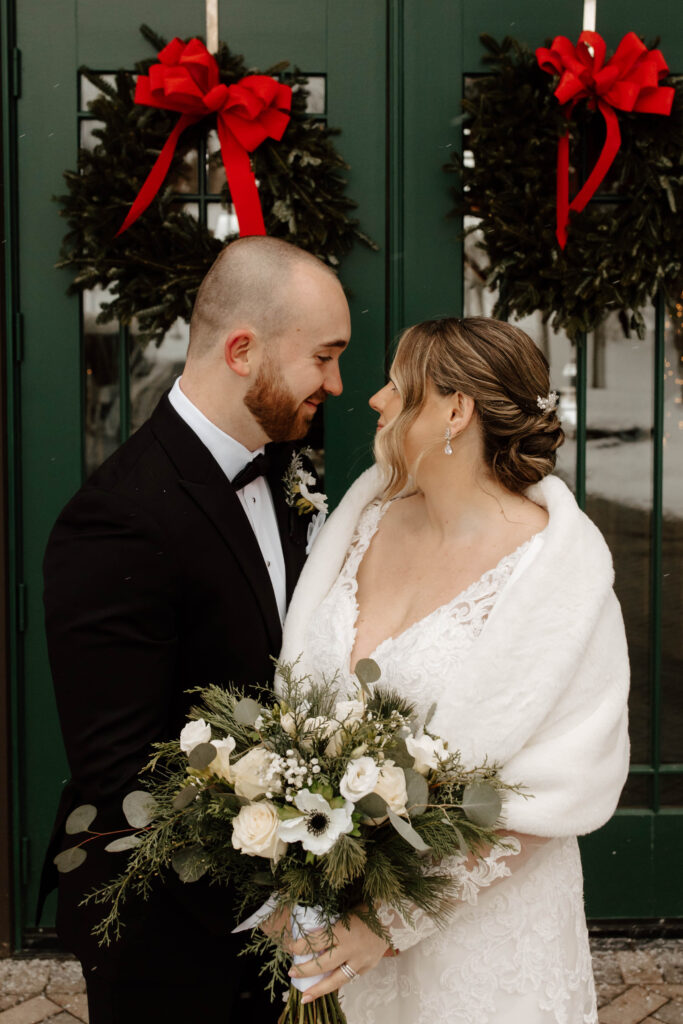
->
xmin=40 ymin=237 xmax=351 ymax=1022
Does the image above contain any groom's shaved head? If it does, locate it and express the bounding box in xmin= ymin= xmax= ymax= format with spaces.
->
xmin=187 ymin=236 xmax=339 ymax=359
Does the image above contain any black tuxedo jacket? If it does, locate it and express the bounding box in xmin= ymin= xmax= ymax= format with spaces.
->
xmin=41 ymin=395 xmax=312 ymax=1009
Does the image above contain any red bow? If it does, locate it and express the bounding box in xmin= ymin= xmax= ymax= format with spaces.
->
xmin=117 ymin=37 xmax=292 ymax=237
xmin=536 ymin=31 xmax=673 ymax=248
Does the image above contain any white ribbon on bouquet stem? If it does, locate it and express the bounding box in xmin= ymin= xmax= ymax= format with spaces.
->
xmin=233 ymin=898 xmax=337 ymax=993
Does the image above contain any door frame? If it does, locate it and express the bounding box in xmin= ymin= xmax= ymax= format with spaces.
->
xmin=1 ymin=0 xmax=20 ymax=956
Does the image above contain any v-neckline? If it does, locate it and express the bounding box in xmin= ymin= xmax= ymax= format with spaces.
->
xmin=346 ymin=501 xmax=540 ymax=672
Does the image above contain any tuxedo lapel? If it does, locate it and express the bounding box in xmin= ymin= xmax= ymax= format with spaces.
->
xmin=266 ymin=445 xmax=308 ymax=606
xmin=151 ymin=397 xmax=282 ymax=652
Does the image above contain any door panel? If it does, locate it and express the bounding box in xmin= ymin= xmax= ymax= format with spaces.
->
xmin=12 ymin=0 xmax=386 ymax=939
xmin=409 ymin=0 xmax=681 ymax=918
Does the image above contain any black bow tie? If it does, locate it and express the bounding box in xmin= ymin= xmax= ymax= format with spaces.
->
xmin=231 ymin=451 xmax=273 ymax=491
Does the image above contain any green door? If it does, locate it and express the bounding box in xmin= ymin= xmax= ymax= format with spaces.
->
xmin=5 ymin=0 xmax=682 ymax=949
xmin=390 ymin=0 xmax=683 ymax=918
xmin=5 ymin=0 xmax=386 ymax=945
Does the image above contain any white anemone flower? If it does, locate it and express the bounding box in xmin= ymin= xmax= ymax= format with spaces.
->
xmin=277 ymin=788 xmax=354 ymax=855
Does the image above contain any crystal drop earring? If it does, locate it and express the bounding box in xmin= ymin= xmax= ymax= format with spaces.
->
xmin=444 ymin=427 xmax=453 ymax=455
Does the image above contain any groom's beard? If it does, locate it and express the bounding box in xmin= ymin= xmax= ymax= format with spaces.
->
xmin=244 ymin=357 xmax=323 ymax=442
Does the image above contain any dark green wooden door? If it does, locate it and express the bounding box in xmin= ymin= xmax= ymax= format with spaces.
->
xmin=6 ymin=0 xmax=386 ymax=944
xmin=6 ymin=0 xmax=682 ymax=948
xmin=390 ymin=0 xmax=683 ymax=918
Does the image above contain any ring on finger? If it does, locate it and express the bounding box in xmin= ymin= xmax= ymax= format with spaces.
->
xmin=339 ymin=961 xmax=358 ymax=981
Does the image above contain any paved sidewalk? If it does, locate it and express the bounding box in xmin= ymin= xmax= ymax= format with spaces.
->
xmin=1 ymin=938 xmax=682 ymax=1023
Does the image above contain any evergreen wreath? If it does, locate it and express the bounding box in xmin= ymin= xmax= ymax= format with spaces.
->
xmin=447 ymin=34 xmax=683 ymax=341
xmin=57 ymin=25 xmax=376 ymax=346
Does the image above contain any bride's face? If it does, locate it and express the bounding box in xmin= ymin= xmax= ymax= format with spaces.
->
xmin=369 ymin=377 xmax=402 ymax=433
xmin=369 ymin=377 xmax=454 ymax=467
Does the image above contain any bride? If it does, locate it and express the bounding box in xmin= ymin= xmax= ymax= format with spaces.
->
xmin=277 ymin=316 xmax=630 ymax=1024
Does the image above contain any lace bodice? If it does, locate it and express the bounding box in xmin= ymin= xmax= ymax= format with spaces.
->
xmin=303 ymin=499 xmax=597 ymax=1024
xmin=306 ymin=499 xmax=536 ymax=703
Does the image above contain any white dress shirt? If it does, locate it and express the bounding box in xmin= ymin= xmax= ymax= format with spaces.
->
xmin=168 ymin=378 xmax=287 ymax=623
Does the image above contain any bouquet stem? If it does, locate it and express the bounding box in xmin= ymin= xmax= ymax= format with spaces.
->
xmin=278 ymin=986 xmax=346 ymax=1024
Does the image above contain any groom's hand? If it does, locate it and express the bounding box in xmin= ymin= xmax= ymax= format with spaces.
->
xmin=288 ymin=912 xmax=390 ymax=1004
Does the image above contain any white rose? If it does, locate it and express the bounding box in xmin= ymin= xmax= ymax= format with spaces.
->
xmin=179 ymin=718 xmax=212 ymax=754
xmin=231 ymin=747 xmax=281 ymax=800
xmin=405 ymin=734 xmax=447 ymax=776
xmin=326 ymin=700 xmax=365 ymax=757
xmin=231 ymin=801 xmax=287 ymax=862
xmin=373 ymin=760 xmax=408 ymax=816
xmin=280 ymin=711 xmax=298 ymax=737
xmin=339 ymin=756 xmax=380 ymax=802
xmin=208 ymin=736 xmax=236 ymax=782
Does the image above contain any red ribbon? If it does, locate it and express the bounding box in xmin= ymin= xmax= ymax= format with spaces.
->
xmin=536 ymin=31 xmax=674 ymax=248
xmin=117 ymin=37 xmax=292 ymax=237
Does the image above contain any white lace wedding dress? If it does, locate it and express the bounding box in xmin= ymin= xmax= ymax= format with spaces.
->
xmin=303 ymin=500 xmax=598 ymax=1024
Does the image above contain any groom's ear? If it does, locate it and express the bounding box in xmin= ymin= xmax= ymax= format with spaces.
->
xmin=448 ymin=391 xmax=476 ymax=434
xmin=224 ymin=329 xmax=256 ymax=378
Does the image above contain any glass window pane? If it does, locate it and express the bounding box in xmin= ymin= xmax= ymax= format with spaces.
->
xmin=206 ymin=130 xmax=227 ymax=194
xmin=167 ymin=150 xmax=199 ymax=194
xmin=83 ymin=285 xmax=121 ymax=476
xmin=619 ymin=774 xmax=652 ymax=808
xmin=207 ymin=201 xmax=238 ymax=241
xmin=660 ymin=775 xmax=683 ymax=808
xmin=79 ymin=119 xmax=105 ymax=153
xmin=179 ymin=202 xmax=199 ymax=221
xmin=661 ymin=297 xmax=683 ymax=764
xmin=129 ymin=317 xmax=189 ymax=433
xmin=585 ymin=311 xmax=654 ymax=766
xmin=298 ymin=74 xmax=326 ymax=115
xmin=79 ymin=73 xmax=117 ymax=111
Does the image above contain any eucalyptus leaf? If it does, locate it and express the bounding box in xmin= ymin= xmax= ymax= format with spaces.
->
xmin=387 ymin=807 xmax=431 ymax=852
xmin=54 ymin=846 xmax=87 ymax=873
xmin=215 ymin=791 xmax=248 ymax=811
xmin=234 ymin=698 xmax=265 ymax=727
xmin=104 ymin=835 xmax=142 ymax=853
xmin=422 ymin=702 xmax=437 ymax=732
xmin=354 ymin=658 xmax=381 ymax=686
xmin=172 ymin=785 xmax=199 ymax=811
xmin=187 ymin=742 xmax=217 ymax=771
xmin=65 ymin=804 xmax=97 ymax=835
xmin=384 ymin=738 xmax=414 ymax=770
xmin=403 ymin=768 xmax=429 ymax=816
xmin=122 ymin=790 xmax=157 ymax=828
xmin=461 ymin=781 xmax=502 ymax=828
xmin=356 ymin=792 xmax=388 ymax=821
xmin=171 ymin=846 xmax=209 ymax=883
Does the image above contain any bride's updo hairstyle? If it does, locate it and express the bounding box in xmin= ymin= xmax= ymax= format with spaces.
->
xmin=375 ymin=316 xmax=564 ymax=500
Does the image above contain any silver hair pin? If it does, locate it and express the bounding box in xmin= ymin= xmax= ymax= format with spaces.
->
xmin=536 ymin=391 xmax=559 ymax=413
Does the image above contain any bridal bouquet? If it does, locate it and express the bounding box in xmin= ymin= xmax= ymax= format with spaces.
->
xmin=79 ymin=660 xmax=519 ymax=1024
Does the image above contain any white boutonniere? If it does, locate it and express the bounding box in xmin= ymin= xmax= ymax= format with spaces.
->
xmin=283 ymin=450 xmax=328 ymax=517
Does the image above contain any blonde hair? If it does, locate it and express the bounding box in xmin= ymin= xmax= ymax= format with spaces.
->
xmin=375 ymin=317 xmax=564 ymax=499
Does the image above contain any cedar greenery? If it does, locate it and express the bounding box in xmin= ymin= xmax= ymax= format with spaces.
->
xmin=447 ymin=34 xmax=683 ymax=341
xmin=56 ymin=25 xmax=377 ymax=347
